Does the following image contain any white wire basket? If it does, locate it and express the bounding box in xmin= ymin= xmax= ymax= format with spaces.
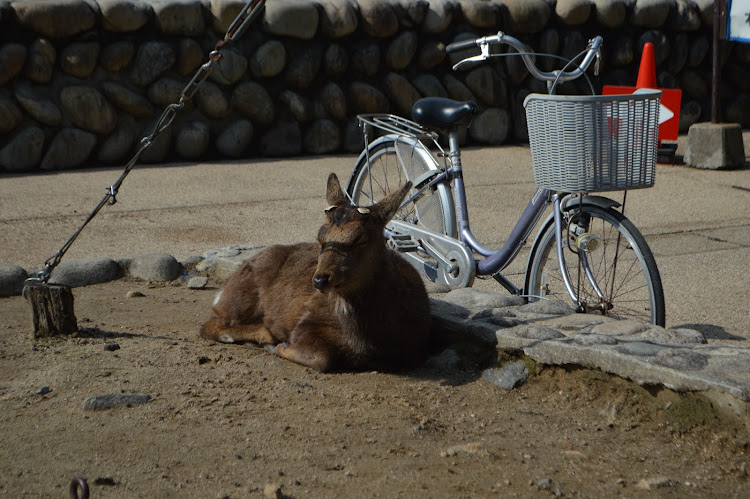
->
xmin=524 ymin=90 xmax=661 ymax=192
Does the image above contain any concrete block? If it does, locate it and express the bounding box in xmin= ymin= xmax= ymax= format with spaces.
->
xmin=684 ymin=122 xmax=745 ymax=169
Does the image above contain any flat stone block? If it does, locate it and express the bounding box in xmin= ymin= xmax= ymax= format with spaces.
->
xmin=684 ymin=122 xmax=745 ymax=170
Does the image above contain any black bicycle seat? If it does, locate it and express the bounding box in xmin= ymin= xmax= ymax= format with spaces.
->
xmin=411 ymin=97 xmax=478 ymax=130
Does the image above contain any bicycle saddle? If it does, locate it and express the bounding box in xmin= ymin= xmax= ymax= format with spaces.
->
xmin=411 ymin=97 xmax=478 ymax=130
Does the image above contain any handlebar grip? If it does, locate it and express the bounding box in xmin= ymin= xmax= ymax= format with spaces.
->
xmin=446 ymin=39 xmax=478 ymax=53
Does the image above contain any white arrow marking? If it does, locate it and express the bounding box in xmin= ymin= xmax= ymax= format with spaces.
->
xmin=633 ymin=87 xmax=673 ymax=125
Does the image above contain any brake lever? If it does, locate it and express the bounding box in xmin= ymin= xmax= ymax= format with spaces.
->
xmin=451 ymin=41 xmax=491 ymax=71
xmin=594 ymin=50 xmax=601 ymax=76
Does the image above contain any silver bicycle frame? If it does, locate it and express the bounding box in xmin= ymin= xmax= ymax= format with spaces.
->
xmin=395 ymin=129 xmax=606 ymax=303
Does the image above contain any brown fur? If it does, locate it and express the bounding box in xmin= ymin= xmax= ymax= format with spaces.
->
xmin=199 ymin=173 xmax=431 ymax=372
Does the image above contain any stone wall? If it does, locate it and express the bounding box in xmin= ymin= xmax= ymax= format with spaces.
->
xmin=0 ymin=0 xmax=747 ymax=172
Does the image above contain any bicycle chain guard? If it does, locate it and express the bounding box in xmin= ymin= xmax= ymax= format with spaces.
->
xmin=387 ymin=220 xmax=475 ymax=288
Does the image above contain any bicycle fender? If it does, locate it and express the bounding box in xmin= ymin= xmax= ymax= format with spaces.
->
xmin=561 ymin=194 xmax=621 ymax=211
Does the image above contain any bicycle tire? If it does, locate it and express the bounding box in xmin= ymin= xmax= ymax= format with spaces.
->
xmin=525 ymin=204 xmax=665 ymax=326
xmin=346 ymin=136 xmax=455 ymax=238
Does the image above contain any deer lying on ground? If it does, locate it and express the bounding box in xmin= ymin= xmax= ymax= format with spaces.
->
xmin=200 ymin=173 xmax=431 ymax=372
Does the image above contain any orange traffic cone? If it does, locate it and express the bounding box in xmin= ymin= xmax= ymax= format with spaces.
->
xmin=636 ymin=42 xmax=657 ymax=89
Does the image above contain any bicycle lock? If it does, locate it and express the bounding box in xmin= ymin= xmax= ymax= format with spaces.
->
xmin=22 ymin=0 xmax=266 ymax=338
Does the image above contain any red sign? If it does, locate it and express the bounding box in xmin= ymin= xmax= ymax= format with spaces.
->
xmin=603 ymin=85 xmax=682 ymax=142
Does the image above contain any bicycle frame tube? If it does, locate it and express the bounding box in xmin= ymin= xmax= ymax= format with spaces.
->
xmin=552 ymin=194 xmax=584 ymax=309
xmin=444 ymin=129 xmax=551 ymax=276
xmin=398 ymin=166 xmax=550 ymax=278
xmin=467 ymin=186 xmax=551 ymax=276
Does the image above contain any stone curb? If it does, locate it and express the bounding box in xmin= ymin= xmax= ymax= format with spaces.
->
xmin=3 ymin=245 xmax=748 ymax=424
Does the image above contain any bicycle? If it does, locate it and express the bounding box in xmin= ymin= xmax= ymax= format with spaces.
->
xmin=345 ymin=32 xmax=666 ymax=326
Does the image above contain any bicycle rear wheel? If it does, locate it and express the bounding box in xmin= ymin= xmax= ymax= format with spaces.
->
xmin=525 ymin=204 xmax=665 ymax=326
xmin=346 ymin=136 xmax=455 ymax=237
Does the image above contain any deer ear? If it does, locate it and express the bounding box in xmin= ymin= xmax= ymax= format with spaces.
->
xmin=372 ymin=181 xmax=412 ymax=223
xmin=326 ymin=172 xmax=347 ymax=207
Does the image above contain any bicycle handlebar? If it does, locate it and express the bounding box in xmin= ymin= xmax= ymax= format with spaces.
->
xmin=446 ymin=31 xmax=603 ymax=86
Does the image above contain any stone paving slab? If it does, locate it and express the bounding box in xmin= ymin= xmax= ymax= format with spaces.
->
xmin=434 ymin=287 xmax=750 ymax=424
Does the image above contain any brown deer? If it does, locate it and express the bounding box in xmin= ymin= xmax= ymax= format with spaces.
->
xmin=200 ymin=173 xmax=431 ymax=372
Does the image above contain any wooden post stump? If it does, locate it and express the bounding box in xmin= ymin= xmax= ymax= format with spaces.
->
xmin=24 ymin=282 xmax=78 ymax=338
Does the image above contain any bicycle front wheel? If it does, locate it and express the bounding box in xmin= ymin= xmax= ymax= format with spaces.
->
xmin=346 ymin=136 xmax=455 ymax=237
xmin=525 ymin=204 xmax=665 ymax=326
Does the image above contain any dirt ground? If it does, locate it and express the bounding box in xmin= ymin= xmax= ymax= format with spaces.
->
xmin=0 ymin=277 xmax=748 ymax=498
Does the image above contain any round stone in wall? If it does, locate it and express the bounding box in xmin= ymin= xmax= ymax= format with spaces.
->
xmin=197 ymin=81 xmax=231 ymax=119
xmin=469 ymin=108 xmax=509 ymax=145
xmin=131 ymin=41 xmax=176 ymax=87
xmin=262 ymin=0 xmax=319 ymax=40
xmin=385 ymin=30 xmax=418 ymax=70
xmin=501 ymin=0 xmax=551 ymax=35
xmin=260 ymin=122 xmax=302 ymax=157
xmin=284 ymin=45 xmax=324 ymax=90
xmin=60 ymin=86 xmax=118 ymax=134
xmin=101 ymin=41 xmax=136 ymax=73
xmin=96 ymin=116 xmax=137 ymax=164
xmin=25 ymin=38 xmax=56 ymax=83
xmin=13 ymin=0 xmax=96 ymax=38
xmin=147 ymin=77 xmax=185 ymax=108
xmin=232 ymin=81 xmax=275 ymax=125
xmin=40 ymin=128 xmax=97 ymax=170
xmin=0 ymin=96 xmax=23 ymax=134
xmin=422 ymin=0 xmax=454 ymax=35
xmin=14 ymin=84 xmax=62 ymax=126
xmin=347 ymin=81 xmax=389 ymax=114
xmin=176 ymin=121 xmax=210 ymax=160
xmin=175 ymin=38 xmax=203 ymax=76
xmin=0 ymin=127 xmax=45 ymax=172
xmin=412 ymin=74 xmax=447 ymax=98
xmin=101 ymin=81 xmax=155 ymax=118
xmin=152 ymin=0 xmax=205 ymax=36
xmin=99 ymin=0 xmax=152 ymax=32
xmin=216 ymin=119 xmax=253 ymax=158
xmin=357 ymin=0 xmax=399 ymax=38
xmin=0 ymin=43 xmax=26 ymax=85
xmin=303 ymin=119 xmax=341 ymax=155
xmin=318 ymin=0 xmax=359 ymax=38
xmin=323 ymin=43 xmax=348 ymax=78
xmin=319 ymin=82 xmax=347 ymax=120
xmin=60 ymin=41 xmax=100 ymax=79
xmin=383 ymin=72 xmax=421 ymax=116
xmin=458 ymin=0 xmax=498 ymax=28
xmin=210 ymin=48 xmax=248 ymax=86
xmin=250 ymin=40 xmax=286 ymax=79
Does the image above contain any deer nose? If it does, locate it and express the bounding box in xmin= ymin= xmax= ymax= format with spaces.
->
xmin=312 ymin=274 xmax=329 ymax=290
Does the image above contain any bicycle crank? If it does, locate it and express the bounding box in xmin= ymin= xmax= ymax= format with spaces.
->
xmin=386 ymin=220 xmax=475 ymax=288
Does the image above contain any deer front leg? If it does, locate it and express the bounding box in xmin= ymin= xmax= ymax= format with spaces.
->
xmin=270 ymin=342 xmax=333 ymax=372
xmin=267 ymin=320 xmax=338 ymax=371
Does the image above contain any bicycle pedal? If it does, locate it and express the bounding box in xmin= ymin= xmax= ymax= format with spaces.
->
xmin=388 ymin=233 xmax=419 ymax=252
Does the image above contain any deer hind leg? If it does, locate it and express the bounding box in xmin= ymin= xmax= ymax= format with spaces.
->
xmin=200 ymin=317 xmax=275 ymax=345
xmin=200 ymin=269 xmax=276 ymax=345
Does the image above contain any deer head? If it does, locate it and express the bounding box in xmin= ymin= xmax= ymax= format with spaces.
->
xmin=312 ymin=173 xmax=411 ymax=295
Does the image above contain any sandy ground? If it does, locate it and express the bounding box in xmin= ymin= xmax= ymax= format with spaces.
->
xmin=1 ymin=277 xmax=748 ymax=498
